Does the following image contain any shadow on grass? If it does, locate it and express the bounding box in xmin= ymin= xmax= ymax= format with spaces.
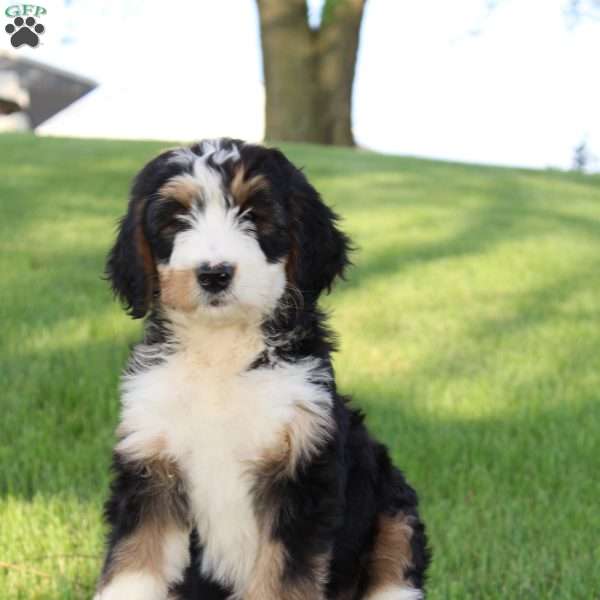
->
xmin=0 ymin=244 xmax=131 ymax=358
xmin=337 ymin=174 xmax=600 ymax=292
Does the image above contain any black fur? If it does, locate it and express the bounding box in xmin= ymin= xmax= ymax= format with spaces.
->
xmin=101 ymin=452 xmax=189 ymax=582
xmin=105 ymin=201 xmax=152 ymax=319
xmin=238 ymin=144 xmax=351 ymax=300
xmin=101 ymin=140 xmax=430 ymax=599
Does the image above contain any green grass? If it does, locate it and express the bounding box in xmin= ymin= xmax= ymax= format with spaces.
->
xmin=1 ymin=133 xmax=600 ymax=599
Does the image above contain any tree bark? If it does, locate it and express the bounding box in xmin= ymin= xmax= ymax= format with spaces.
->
xmin=257 ymin=0 xmax=366 ymax=146
xmin=257 ymin=0 xmax=322 ymax=143
xmin=317 ymin=0 xmax=365 ymax=146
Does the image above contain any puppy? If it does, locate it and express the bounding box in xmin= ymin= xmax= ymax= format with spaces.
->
xmin=96 ymin=139 xmax=430 ymax=600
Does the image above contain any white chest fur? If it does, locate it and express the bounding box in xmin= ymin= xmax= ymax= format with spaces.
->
xmin=115 ymin=323 xmax=332 ymax=595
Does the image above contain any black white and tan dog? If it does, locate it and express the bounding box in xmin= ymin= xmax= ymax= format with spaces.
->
xmin=96 ymin=139 xmax=430 ymax=600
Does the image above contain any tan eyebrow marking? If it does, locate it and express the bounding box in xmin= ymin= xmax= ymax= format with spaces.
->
xmin=230 ymin=164 xmax=268 ymax=208
xmin=158 ymin=174 xmax=202 ymax=208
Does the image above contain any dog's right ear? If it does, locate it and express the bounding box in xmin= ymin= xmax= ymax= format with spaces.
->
xmin=106 ymin=194 xmax=155 ymax=319
xmin=106 ymin=149 xmax=189 ymax=318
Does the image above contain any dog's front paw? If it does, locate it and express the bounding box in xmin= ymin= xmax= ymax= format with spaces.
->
xmin=366 ymin=587 xmax=424 ymax=600
xmin=94 ymin=572 xmax=167 ymax=600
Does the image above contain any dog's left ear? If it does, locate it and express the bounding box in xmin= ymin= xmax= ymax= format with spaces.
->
xmin=266 ymin=149 xmax=351 ymax=304
xmin=105 ymin=194 xmax=155 ymax=319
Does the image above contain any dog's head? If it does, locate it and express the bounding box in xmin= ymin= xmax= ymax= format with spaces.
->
xmin=106 ymin=139 xmax=350 ymax=323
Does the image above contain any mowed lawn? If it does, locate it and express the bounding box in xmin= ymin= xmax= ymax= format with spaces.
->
xmin=1 ymin=133 xmax=600 ymax=599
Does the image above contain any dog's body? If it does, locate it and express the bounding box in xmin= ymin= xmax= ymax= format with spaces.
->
xmin=97 ymin=139 xmax=429 ymax=600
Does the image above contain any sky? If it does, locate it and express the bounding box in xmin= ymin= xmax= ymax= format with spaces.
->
xmin=2 ymin=0 xmax=599 ymax=171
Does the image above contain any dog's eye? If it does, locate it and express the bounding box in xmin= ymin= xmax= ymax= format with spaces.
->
xmin=153 ymin=202 xmax=188 ymax=238
xmin=159 ymin=221 xmax=181 ymax=238
xmin=160 ymin=223 xmax=177 ymax=237
xmin=239 ymin=208 xmax=255 ymax=223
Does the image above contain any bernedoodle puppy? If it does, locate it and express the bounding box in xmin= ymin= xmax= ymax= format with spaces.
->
xmin=96 ymin=139 xmax=430 ymax=600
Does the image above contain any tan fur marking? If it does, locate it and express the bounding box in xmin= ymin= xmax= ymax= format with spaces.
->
xmin=368 ymin=513 xmax=415 ymax=592
xmin=285 ymin=200 xmax=304 ymax=285
xmin=107 ymin=520 xmax=170 ymax=579
xmin=247 ymin=407 xmax=332 ymax=598
xmin=285 ymin=239 xmax=299 ymax=284
xmin=230 ymin=165 xmax=268 ymax=208
xmin=133 ymin=198 xmax=156 ymax=309
xmin=99 ymin=456 xmax=188 ymax=589
xmin=244 ymin=538 xmax=286 ymax=599
xmin=159 ymin=174 xmax=201 ymax=208
xmin=253 ymin=402 xmax=332 ymax=491
xmin=287 ymin=403 xmax=331 ymax=474
xmin=255 ymin=429 xmax=292 ymax=479
xmin=245 ymin=538 xmax=328 ymax=600
xmin=158 ymin=266 xmax=199 ymax=312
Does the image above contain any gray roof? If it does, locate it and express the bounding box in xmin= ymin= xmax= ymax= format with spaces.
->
xmin=0 ymin=51 xmax=96 ymax=127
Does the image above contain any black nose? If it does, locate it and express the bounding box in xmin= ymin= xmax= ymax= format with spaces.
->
xmin=196 ymin=263 xmax=235 ymax=293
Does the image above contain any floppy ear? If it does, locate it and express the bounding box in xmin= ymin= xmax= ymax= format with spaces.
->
xmin=106 ymin=148 xmax=187 ymax=318
xmin=269 ymin=149 xmax=351 ymax=304
xmin=105 ymin=194 xmax=155 ymax=319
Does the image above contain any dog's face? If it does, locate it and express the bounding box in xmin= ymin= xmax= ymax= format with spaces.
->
xmin=107 ymin=139 xmax=350 ymax=323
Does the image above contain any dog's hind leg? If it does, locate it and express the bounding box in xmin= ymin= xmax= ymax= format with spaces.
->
xmin=361 ymin=511 xmax=427 ymax=600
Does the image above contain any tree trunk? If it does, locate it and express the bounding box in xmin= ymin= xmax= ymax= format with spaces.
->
xmin=257 ymin=0 xmax=366 ymax=146
xmin=317 ymin=0 xmax=365 ymax=146
xmin=257 ymin=0 xmax=322 ymax=143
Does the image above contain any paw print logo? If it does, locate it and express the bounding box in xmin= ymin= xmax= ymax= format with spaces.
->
xmin=5 ymin=16 xmax=45 ymax=48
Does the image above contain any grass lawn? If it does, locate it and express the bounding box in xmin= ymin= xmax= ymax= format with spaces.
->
xmin=1 ymin=133 xmax=599 ymax=599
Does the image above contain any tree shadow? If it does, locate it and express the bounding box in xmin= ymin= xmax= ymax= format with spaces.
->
xmin=334 ymin=170 xmax=600 ymax=293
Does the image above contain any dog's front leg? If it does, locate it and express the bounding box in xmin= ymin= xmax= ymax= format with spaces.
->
xmin=95 ymin=453 xmax=191 ymax=600
xmin=244 ymin=536 xmax=330 ymax=600
xmin=245 ymin=425 xmax=339 ymax=600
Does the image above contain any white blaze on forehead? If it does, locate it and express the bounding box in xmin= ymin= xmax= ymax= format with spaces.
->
xmin=171 ymin=206 xmax=249 ymax=270
xmin=169 ymin=157 xmax=246 ymax=270
xmin=191 ymin=156 xmax=227 ymax=210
